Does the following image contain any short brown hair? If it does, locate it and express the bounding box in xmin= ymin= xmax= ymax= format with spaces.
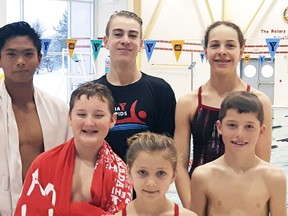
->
xmin=69 ymin=81 xmax=114 ymax=115
xmin=218 ymin=91 xmax=264 ymax=125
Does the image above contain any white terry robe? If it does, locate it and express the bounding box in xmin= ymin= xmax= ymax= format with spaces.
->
xmin=0 ymin=81 xmax=72 ymax=216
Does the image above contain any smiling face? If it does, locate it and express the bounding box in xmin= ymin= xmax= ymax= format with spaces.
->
xmin=129 ymin=151 xmax=176 ymax=202
xmin=104 ymin=16 xmax=143 ymax=64
xmin=204 ymin=24 xmax=244 ymax=75
xmin=217 ymin=109 xmax=265 ymax=153
xmin=0 ymin=36 xmax=41 ymax=84
xmin=69 ymin=95 xmax=116 ymax=149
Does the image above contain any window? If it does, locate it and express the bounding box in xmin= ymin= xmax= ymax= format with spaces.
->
xmin=8 ymin=0 xmax=95 ymax=103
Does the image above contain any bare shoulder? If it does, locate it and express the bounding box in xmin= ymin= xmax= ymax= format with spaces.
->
xmin=191 ymin=159 xmax=220 ymax=179
xmin=259 ymin=161 xmax=286 ymax=180
xmin=179 ymin=206 xmax=198 ymax=216
xmin=177 ymin=91 xmax=198 ymax=106
xmin=176 ymin=91 xmax=198 ymax=116
xmin=250 ymin=88 xmax=271 ymax=106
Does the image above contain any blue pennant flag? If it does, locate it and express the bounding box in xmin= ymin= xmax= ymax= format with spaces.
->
xmin=259 ymin=55 xmax=266 ymax=65
xmin=41 ymin=38 xmax=52 ymax=57
xmin=200 ymin=52 xmax=205 ymax=62
xmin=265 ymin=38 xmax=280 ymax=61
xmin=144 ymin=40 xmax=156 ymax=62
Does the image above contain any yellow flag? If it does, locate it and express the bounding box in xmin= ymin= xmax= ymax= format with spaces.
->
xmin=171 ymin=40 xmax=184 ymax=62
xmin=244 ymin=54 xmax=250 ymax=64
xmin=66 ymin=39 xmax=77 ymax=58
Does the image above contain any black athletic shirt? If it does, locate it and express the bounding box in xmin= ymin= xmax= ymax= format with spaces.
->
xmin=93 ymin=72 xmax=176 ymax=162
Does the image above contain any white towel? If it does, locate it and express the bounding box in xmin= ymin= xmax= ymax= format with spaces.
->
xmin=0 ymin=81 xmax=72 ymax=216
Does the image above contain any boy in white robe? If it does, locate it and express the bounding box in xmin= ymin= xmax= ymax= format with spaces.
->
xmin=0 ymin=21 xmax=71 ymax=215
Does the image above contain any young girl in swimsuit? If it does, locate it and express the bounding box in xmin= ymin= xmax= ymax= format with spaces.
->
xmin=115 ymin=132 xmax=197 ymax=216
xmin=174 ymin=21 xmax=273 ymax=208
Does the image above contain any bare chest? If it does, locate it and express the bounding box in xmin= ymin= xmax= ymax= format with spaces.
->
xmin=71 ymin=159 xmax=94 ymax=202
xmin=201 ymin=93 xmax=223 ymax=108
xmin=13 ymin=104 xmax=44 ymax=181
xmin=207 ymin=175 xmax=269 ymax=215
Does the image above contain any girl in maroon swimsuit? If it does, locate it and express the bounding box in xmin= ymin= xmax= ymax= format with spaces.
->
xmin=115 ymin=132 xmax=197 ymax=216
xmin=174 ymin=21 xmax=273 ymax=208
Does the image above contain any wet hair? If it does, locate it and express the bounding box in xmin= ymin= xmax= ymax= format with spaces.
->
xmin=105 ymin=10 xmax=143 ymax=37
xmin=126 ymin=132 xmax=177 ymax=171
xmin=0 ymin=21 xmax=42 ymax=57
xmin=203 ymin=21 xmax=245 ymax=49
xmin=69 ymin=82 xmax=115 ymax=115
xmin=218 ymin=91 xmax=264 ymax=125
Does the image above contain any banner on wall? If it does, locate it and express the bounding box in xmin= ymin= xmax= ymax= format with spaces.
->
xmin=200 ymin=52 xmax=205 ymax=62
xmin=144 ymin=40 xmax=156 ymax=62
xmin=259 ymin=55 xmax=266 ymax=65
xmin=90 ymin=39 xmax=103 ymax=61
xmin=41 ymin=38 xmax=52 ymax=57
xmin=265 ymin=38 xmax=280 ymax=61
xmin=171 ymin=40 xmax=184 ymax=62
xmin=66 ymin=39 xmax=78 ymax=58
xmin=244 ymin=54 xmax=250 ymax=64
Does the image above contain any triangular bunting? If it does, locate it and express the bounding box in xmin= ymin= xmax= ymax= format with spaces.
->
xmin=66 ymin=39 xmax=77 ymax=58
xmin=200 ymin=52 xmax=205 ymax=62
xmin=144 ymin=40 xmax=156 ymax=62
xmin=41 ymin=38 xmax=52 ymax=57
xmin=265 ymin=38 xmax=280 ymax=61
xmin=259 ymin=55 xmax=266 ymax=65
xmin=90 ymin=39 xmax=103 ymax=61
xmin=244 ymin=55 xmax=250 ymax=64
xmin=171 ymin=40 xmax=184 ymax=62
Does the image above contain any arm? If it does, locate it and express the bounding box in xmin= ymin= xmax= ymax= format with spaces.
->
xmin=190 ymin=168 xmax=208 ymax=216
xmin=268 ymin=168 xmax=287 ymax=216
xmin=174 ymin=94 xmax=196 ymax=208
xmin=255 ymin=91 xmax=272 ymax=161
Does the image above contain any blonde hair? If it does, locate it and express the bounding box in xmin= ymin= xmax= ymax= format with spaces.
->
xmin=126 ymin=132 xmax=177 ymax=171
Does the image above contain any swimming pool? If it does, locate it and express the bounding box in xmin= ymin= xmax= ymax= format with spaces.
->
xmin=271 ymin=142 xmax=288 ymax=207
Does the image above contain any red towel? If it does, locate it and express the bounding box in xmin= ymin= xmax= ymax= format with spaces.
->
xmin=14 ymin=138 xmax=132 ymax=215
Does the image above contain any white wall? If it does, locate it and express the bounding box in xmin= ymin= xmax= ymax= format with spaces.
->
xmin=0 ymin=0 xmax=6 ymax=75
xmin=0 ymin=0 xmax=6 ymax=27
xmin=6 ymin=0 xmax=21 ymax=23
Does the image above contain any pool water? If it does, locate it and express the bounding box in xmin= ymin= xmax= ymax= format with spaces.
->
xmin=270 ymin=142 xmax=288 ymax=207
